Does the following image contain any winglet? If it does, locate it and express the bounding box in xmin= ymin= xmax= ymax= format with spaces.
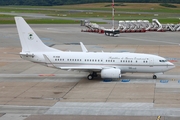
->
xmin=80 ymin=42 xmax=88 ymax=52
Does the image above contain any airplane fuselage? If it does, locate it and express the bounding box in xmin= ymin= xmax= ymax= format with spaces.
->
xmin=21 ymin=52 xmax=174 ymax=74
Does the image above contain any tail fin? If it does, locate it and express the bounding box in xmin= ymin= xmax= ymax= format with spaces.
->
xmin=15 ymin=17 xmax=60 ymax=53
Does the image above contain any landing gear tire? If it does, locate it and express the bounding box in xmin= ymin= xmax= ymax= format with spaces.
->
xmin=87 ymin=72 xmax=98 ymax=80
xmin=87 ymin=74 xmax=93 ymax=80
xmin=153 ymin=75 xmax=157 ymax=79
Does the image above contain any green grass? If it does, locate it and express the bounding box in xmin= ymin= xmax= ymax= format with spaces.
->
xmin=1 ymin=4 xmax=180 ymax=14
xmin=52 ymin=3 xmax=180 ymax=13
xmin=0 ymin=8 xmax=53 ymax=14
xmin=0 ymin=17 xmax=106 ymax=24
xmin=0 ymin=14 xmax=14 ymax=17
xmin=0 ymin=18 xmax=80 ymax=24
xmin=27 ymin=19 xmax=80 ymax=24
xmin=160 ymin=3 xmax=177 ymax=8
xmin=0 ymin=3 xmax=179 ymax=24
xmin=157 ymin=18 xmax=180 ymax=24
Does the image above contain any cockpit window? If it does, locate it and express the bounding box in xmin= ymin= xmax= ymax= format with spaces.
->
xmin=159 ymin=60 xmax=168 ymax=62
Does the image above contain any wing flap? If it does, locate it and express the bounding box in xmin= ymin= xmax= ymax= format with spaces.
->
xmin=60 ymin=66 xmax=102 ymax=71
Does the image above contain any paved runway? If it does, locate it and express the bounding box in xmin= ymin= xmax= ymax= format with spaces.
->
xmin=0 ymin=24 xmax=180 ymax=48
xmin=0 ymin=24 xmax=180 ymax=120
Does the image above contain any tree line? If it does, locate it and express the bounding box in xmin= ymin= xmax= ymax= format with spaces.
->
xmin=0 ymin=0 xmax=179 ymax=6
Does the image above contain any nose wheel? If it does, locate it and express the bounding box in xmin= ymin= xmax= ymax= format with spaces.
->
xmin=153 ymin=75 xmax=157 ymax=79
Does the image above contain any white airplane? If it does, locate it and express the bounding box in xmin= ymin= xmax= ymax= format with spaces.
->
xmin=15 ymin=17 xmax=175 ymax=80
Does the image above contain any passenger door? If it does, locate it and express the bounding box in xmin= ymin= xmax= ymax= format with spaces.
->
xmin=149 ymin=58 xmax=154 ymax=67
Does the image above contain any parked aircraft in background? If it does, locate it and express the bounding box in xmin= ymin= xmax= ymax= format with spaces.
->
xmin=15 ymin=17 xmax=175 ymax=80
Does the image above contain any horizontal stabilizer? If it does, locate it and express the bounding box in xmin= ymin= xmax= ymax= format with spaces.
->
xmin=20 ymin=53 xmax=35 ymax=57
xmin=4 ymin=52 xmax=19 ymax=55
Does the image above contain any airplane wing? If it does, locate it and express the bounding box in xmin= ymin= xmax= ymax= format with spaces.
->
xmin=43 ymin=54 xmax=102 ymax=71
xmin=60 ymin=66 xmax=102 ymax=71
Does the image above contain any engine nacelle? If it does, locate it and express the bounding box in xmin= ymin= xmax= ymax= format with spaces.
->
xmin=101 ymin=68 xmax=121 ymax=79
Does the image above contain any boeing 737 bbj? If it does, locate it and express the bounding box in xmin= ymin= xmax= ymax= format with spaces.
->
xmin=15 ymin=17 xmax=175 ymax=80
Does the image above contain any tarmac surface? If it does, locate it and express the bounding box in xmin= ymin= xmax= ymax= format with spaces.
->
xmin=0 ymin=24 xmax=180 ymax=120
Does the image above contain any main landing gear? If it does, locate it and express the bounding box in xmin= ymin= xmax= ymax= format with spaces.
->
xmin=153 ymin=75 xmax=157 ymax=79
xmin=87 ymin=72 xmax=98 ymax=80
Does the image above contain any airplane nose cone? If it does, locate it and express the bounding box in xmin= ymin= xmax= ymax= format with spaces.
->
xmin=168 ymin=62 xmax=175 ymax=69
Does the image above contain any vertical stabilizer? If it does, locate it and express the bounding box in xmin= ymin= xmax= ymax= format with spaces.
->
xmin=15 ymin=17 xmax=60 ymax=53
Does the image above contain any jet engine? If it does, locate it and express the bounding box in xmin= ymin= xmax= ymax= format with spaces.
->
xmin=101 ymin=68 xmax=121 ymax=79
